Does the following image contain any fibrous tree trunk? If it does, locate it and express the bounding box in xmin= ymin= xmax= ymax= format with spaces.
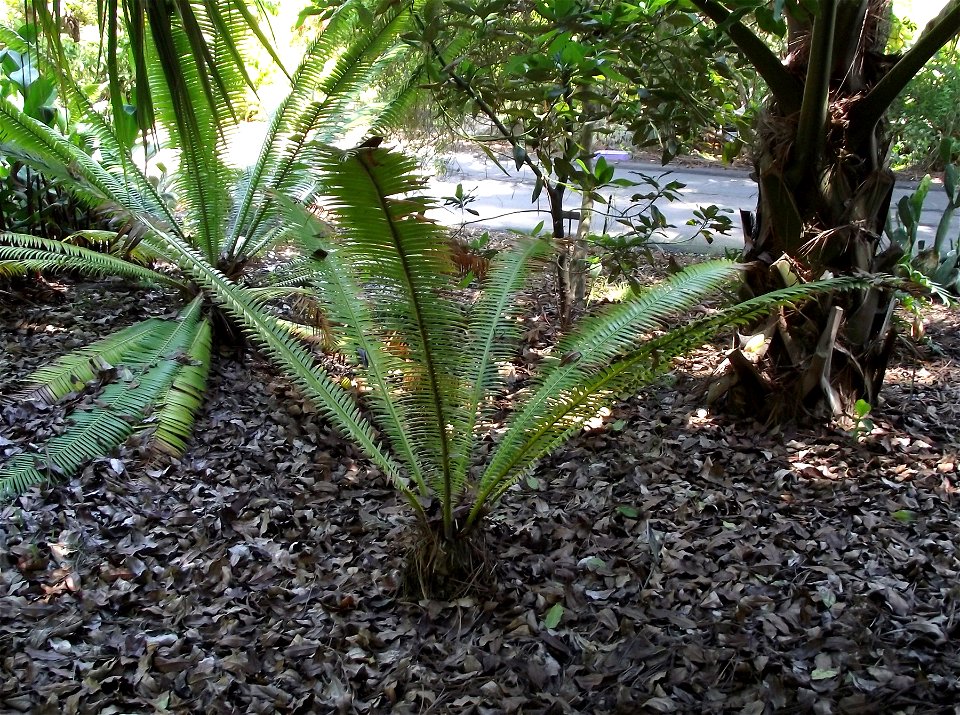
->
xmin=693 ymin=0 xmax=960 ymax=422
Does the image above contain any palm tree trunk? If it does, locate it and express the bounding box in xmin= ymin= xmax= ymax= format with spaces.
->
xmin=695 ymin=0 xmax=960 ymax=422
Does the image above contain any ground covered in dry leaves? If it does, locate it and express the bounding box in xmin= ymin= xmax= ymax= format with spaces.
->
xmin=1 ymin=263 xmax=958 ymax=714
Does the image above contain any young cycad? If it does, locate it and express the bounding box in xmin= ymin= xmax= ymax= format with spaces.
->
xmin=274 ymin=145 xmax=868 ymax=597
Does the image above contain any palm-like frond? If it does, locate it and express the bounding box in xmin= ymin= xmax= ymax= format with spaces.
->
xmin=468 ymin=273 xmax=870 ymax=525
xmin=144 ymin=7 xmax=236 ymax=262
xmin=0 ymin=233 xmax=183 ymax=288
xmin=148 ymin=317 xmax=214 ymax=456
xmin=449 ymin=238 xmax=550 ymax=488
xmin=40 ymin=0 xmax=286 ymax=141
xmin=0 ymin=5 xmax=421 ymax=499
xmin=224 ymin=1 xmax=416 ymax=259
xmin=0 ymin=300 xmax=206 ymax=498
xmin=62 ymin=230 xmax=157 ymax=266
xmin=477 ymin=261 xmax=742 ymax=499
xmin=0 ymin=23 xmax=183 ymax=237
xmin=137 ymin=219 xmax=421 ymax=515
xmin=319 ymin=145 xmax=466 ymax=535
xmin=0 ymin=98 xmax=131 ymax=212
xmin=367 ymin=61 xmax=428 ymax=137
xmin=8 ymin=319 xmax=175 ymax=405
xmin=280 ymin=198 xmax=432 ymax=495
xmin=0 ymin=95 xmax=184 ymax=267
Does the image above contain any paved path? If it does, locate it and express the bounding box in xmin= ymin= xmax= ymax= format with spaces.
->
xmin=424 ymin=152 xmax=958 ymax=254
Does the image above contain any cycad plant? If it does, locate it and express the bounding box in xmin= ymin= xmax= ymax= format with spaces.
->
xmin=0 ymin=0 xmax=421 ymax=494
xmin=269 ymin=144 xmax=868 ymax=597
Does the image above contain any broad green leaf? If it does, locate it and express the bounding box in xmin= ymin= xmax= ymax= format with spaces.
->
xmin=544 ymin=602 xmax=564 ymax=629
xmin=810 ymin=668 xmax=838 ymax=681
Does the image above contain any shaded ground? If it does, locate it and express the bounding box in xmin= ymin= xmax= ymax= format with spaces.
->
xmin=1 ymin=268 xmax=958 ymax=714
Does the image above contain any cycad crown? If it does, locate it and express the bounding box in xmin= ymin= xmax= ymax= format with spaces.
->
xmin=0 ymin=0 xmax=423 ymax=497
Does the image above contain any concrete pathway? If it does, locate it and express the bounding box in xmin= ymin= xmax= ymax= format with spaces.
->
xmin=423 ymin=151 xmax=958 ymax=254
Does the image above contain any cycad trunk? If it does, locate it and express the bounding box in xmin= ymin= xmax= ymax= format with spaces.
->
xmin=695 ymin=0 xmax=960 ymax=421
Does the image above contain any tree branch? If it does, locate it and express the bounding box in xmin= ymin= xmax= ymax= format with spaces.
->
xmin=849 ymin=0 xmax=960 ymax=149
xmin=415 ymin=14 xmax=551 ymax=191
xmin=688 ymin=0 xmax=802 ymax=114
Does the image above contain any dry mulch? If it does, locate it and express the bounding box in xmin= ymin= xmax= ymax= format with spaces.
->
xmin=1 ymin=270 xmax=958 ymax=714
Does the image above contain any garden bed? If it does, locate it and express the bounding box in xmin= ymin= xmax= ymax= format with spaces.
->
xmin=1 ymin=265 xmax=958 ymax=714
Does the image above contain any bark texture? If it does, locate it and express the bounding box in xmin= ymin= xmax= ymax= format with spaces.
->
xmin=719 ymin=1 xmax=905 ymax=421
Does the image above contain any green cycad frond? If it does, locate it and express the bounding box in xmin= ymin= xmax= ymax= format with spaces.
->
xmin=320 ymin=145 xmax=465 ymax=535
xmin=0 ymin=301 xmax=205 ymax=499
xmin=0 ymin=98 xmax=126 ymax=209
xmin=9 ymin=319 xmax=175 ymax=405
xmin=449 ymin=238 xmax=550 ymax=489
xmin=0 ymin=97 xmax=183 ymax=266
xmin=468 ymin=273 xmax=870 ymax=526
xmin=225 ymin=2 xmax=415 ymax=258
xmin=62 ymin=230 xmax=156 ymax=266
xmin=367 ymin=61 xmax=427 ymax=136
xmin=280 ymin=202 xmax=433 ymax=495
xmin=312 ymin=254 xmax=434 ymax=495
xmin=480 ymin=261 xmax=740 ymax=490
xmin=148 ymin=317 xmax=214 ymax=456
xmin=0 ymin=233 xmax=184 ymax=289
xmin=142 ymin=221 xmax=419 ymax=515
xmin=253 ymin=260 xmax=327 ymax=289
xmin=37 ymin=1 xmax=274 ymax=136
xmin=145 ymin=13 xmax=234 ymax=262
xmin=0 ymin=261 xmax=26 ymax=279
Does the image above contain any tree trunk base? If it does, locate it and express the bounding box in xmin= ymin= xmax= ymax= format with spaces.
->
xmin=402 ymin=520 xmax=496 ymax=600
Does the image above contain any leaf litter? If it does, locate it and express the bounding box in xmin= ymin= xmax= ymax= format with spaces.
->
xmin=1 ymin=267 xmax=959 ymax=714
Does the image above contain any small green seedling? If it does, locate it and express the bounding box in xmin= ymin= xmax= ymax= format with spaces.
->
xmin=853 ymin=399 xmax=874 ymax=441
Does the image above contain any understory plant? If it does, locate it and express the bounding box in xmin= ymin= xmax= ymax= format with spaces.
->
xmin=271 ymin=144 xmax=869 ymax=597
xmin=0 ymin=22 xmax=103 ymax=237
xmin=0 ymin=0 xmax=421 ymax=494
xmin=886 ymin=163 xmax=960 ymax=296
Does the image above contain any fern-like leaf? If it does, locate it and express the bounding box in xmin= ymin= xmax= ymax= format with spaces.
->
xmin=0 ymin=300 xmax=205 ymax=499
xmin=225 ymin=2 xmax=415 ymax=259
xmin=135 ymin=221 xmax=422 ymax=517
xmin=0 ymin=233 xmax=183 ymax=289
xmin=468 ymin=274 xmax=871 ymax=526
xmin=148 ymin=317 xmax=214 ymax=456
xmin=8 ymin=319 xmax=175 ymax=405
xmin=319 ymin=145 xmax=466 ymax=535
xmin=449 ymin=238 xmax=550 ymax=490
xmin=479 ymin=260 xmax=742 ymax=501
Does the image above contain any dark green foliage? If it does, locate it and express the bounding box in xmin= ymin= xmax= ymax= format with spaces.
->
xmin=0 ymin=24 xmax=107 ymax=237
xmin=889 ymin=37 xmax=960 ymax=172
